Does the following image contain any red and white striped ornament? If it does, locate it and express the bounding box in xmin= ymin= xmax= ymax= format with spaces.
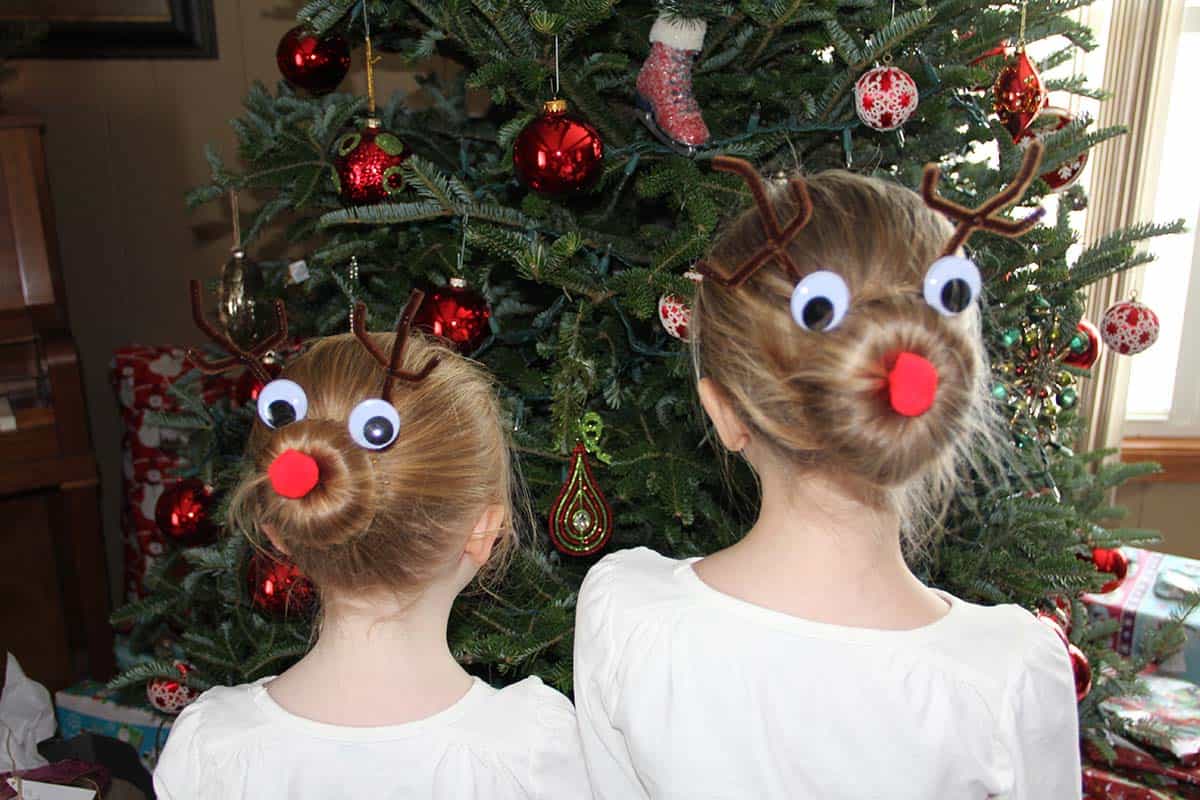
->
xmin=854 ymin=66 xmax=918 ymax=132
xmin=1101 ymin=299 xmax=1160 ymax=356
xmin=146 ymin=661 xmax=198 ymax=715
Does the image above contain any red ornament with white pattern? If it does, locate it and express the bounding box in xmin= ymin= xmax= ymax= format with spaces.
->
xmin=657 ymin=294 xmax=691 ymax=341
xmin=1015 ymin=108 xmax=1088 ymax=191
xmin=146 ymin=662 xmax=198 ymax=715
xmin=853 ymin=66 xmax=919 ymax=131
xmin=1101 ymin=299 xmax=1160 ymax=356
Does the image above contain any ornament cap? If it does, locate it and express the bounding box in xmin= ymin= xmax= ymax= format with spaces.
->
xmin=449 ymin=276 xmax=467 ymax=288
xmin=365 ymin=116 xmax=383 ymax=129
xmin=543 ymin=98 xmax=568 ymax=115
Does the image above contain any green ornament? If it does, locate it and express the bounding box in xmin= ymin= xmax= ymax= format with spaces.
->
xmin=1023 ymin=326 xmax=1038 ymax=346
xmin=1069 ymin=333 xmax=1087 ymax=353
xmin=1002 ymin=328 xmax=1021 ymax=348
xmin=991 ymin=383 xmax=1009 ymax=401
xmin=1059 ymin=387 xmax=1078 ymax=409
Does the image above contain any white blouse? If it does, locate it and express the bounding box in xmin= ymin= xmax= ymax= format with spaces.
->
xmin=574 ymin=547 xmax=1081 ymax=800
xmin=154 ymin=675 xmax=592 ymax=799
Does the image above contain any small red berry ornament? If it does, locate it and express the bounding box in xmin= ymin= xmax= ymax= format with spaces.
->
xmin=1063 ymin=319 xmax=1102 ymax=369
xmin=412 ymin=278 xmax=492 ymax=353
xmin=853 ymin=65 xmax=919 ymax=131
xmin=333 ymin=120 xmax=410 ymax=205
xmin=992 ymin=49 xmax=1046 ymax=138
xmin=146 ymin=662 xmax=198 ymax=715
xmin=1015 ymin=108 xmax=1088 ymax=191
xmin=1092 ymin=547 xmax=1130 ymax=593
xmin=154 ymin=479 xmax=218 ymax=547
xmin=247 ymin=550 xmax=317 ymax=617
xmin=276 ymin=26 xmax=351 ymax=95
xmin=657 ymin=293 xmax=692 ymax=341
xmin=1101 ymin=299 xmax=1160 ymax=356
xmin=1068 ymin=642 xmax=1093 ymax=701
xmin=513 ymin=99 xmax=605 ymax=196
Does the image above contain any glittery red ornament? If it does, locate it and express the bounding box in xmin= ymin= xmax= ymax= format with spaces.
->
xmin=853 ymin=66 xmax=919 ymax=131
xmin=549 ymin=442 xmax=613 ymax=557
xmin=276 ymin=26 xmax=351 ymax=95
xmin=657 ymin=293 xmax=691 ymax=341
xmin=412 ymin=278 xmax=492 ymax=353
xmin=146 ymin=662 xmax=198 ymax=715
xmin=154 ymin=479 xmax=217 ymax=547
xmin=247 ymin=551 xmax=317 ymax=617
xmin=993 ymin=49 xmax=1046 ymax=138
xmin=1068 ymin=642 xmax=1092 ymax=701
xmin=1101 ymin=299 xmax=1160 ymax=356
xmin=1063 ymin=319 xmax=1102 ymax=369
xmin=1015 ymin=108 xmax=1088 ymax=191
xmin=1092 ymin=547 xmax=1130 ymax=593
xmin=333 ymin=120 xmax=410 ymax=205
xmin=513 ymin=99 xmax=605 ymax=196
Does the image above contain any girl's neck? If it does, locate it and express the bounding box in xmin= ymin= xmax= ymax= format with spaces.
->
xmin=695 ymin=460 xmax=948 ymax=630
xmin=266 ymin=583 xmax=475 ymax=726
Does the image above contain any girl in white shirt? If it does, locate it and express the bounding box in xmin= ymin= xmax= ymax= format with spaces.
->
xmin=155 ymin=291 xmax=590 ymax=799
xmin=574 ymin=147 xmax=1081 ymax=800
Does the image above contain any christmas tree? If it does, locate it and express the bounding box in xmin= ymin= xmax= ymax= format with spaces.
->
xmin=112 ymin=0 xmax=1190 ymax=762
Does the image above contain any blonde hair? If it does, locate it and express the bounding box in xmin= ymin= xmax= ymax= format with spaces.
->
xmin=228 ymin=331 xmax=515 ymax=594
xmin=693 ymin=169 xmax=998 ymax=549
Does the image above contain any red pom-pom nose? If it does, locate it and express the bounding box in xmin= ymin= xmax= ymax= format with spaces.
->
xmin=268 ymin=449 xmax=320 ymax=499
xmin=887 ymin=352 xmax=939 ymax=417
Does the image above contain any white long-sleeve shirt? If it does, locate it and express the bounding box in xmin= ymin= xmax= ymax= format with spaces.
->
xmin=154 ymin=675 xmax=592 ymax=799
xmin=574 ymin=547 xmax=1081 ymax=800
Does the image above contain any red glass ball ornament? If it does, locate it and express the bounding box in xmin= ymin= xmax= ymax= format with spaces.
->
xmin=1015 ymin=108 xmax=1089 ymax=191
xmin=1034 ymin=610 xmax=1068 ymax=645
xmin=234 ymin=361 xmax=282 ymax=407
xmin=993 ymin=49 xmax=1046 ymax=138
xmin=513 ymin=99 xmax=605 ymax=196
xmin=1063 ymin=319 xmax=1102 ymax=369
xmin=1101 ymin=299 xmax=1160 ymax=356
xmin=853 ymin=66 xmax=919 ymax=131
xmin=1051 ymin=595 xmax=1073 ymax=635
xmin=657 ymin=293 xmax=692 ymax=341
xmin=276 ymin=26 xmax=351 ymax=95
xmin=146 ymin=662 xmax=198 ymax=715
xmin=1067 ymin=642 xmax=1092 ymax=701
xmin=247 ymin=550 xmax=317 ymax=617
xmin=333 ymin=121 xmax=410 ymax=205
xmin=154 ymin=479 xmax=217 ymax=547
xmin=1092 ymin=547 xmax=1130 ymax=593
xmin=412 ymin=278 xmax=492 ymax=353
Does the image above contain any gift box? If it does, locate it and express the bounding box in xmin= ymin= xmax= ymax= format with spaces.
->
xmin=54 ymin=682 xmax=173 ymax=770
xmin=1102 ymin=674 xmax=1200 ymax=766
xmin=1084 ymin=548 xmax=1200 ymax=684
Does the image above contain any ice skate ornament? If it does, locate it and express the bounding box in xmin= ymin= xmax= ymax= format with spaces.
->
xmin=636 ymin=16 xmax=710 ymax=152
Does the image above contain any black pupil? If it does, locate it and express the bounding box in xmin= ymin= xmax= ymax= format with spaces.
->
xmin=267 ymin=399 xmax=297 ymax=427
xmin=363 ymin=416 xmax=395 ymax=446
xmin=802 ymin=297 xmax=835 ymax=331
xmin=941 ymin=279 xmax=973 ymax=313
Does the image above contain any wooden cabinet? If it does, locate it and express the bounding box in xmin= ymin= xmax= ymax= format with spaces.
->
xmin=0 ymin=117 xmax=112 ymax=691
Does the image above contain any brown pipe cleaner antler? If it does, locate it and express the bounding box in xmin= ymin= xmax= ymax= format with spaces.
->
xmin=922 ymin=140 xmax=1047 ymax=257
xmin=188 ymin=279 xmax=288 ymax=383
xmin=694 ymin=156 xmax=815 ymax=288
xmin=352 ymin=289 xmax=441 ymax=403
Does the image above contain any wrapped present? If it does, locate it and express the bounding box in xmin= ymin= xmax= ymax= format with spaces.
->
xmin=0 ymin=759 xmax=111 ymax=800
xmin=1084 ymin=765 xmax=1182 ymax=800
xmin=1085 ymin=548 xmax=1200 ymax=684
xmin=1085 ymin=731 xmax=1200 ymax=797
xmin=1103 ymin=674 xmax=1200 ymax=765
xmin=54 ymin=682 xmax=173 ymax=770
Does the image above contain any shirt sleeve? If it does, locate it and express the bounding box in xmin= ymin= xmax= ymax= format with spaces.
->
xmin=152 ymin=700 xmax=207 ymax=800
xmin=529 ymin=686 xmax=594 ymax=800
xmin=573 ymin=559 xmax=649 ymax=800
xmin=998 ymin=617 xmax=1082 ymax=800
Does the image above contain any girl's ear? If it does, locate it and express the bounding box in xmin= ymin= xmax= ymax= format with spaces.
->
xmin=463 ymin=504 xmax=505 ymax=566
xmin=261 ymin=523 xmax=290 ymax=556
xmin=698 ymin=377 xmax=752 ymax=453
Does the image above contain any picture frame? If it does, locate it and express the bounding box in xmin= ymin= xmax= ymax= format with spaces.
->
xmin=0 ymin=0 xmax=217 ymax=59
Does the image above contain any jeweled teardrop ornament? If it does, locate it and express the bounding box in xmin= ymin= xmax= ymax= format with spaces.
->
xmin=548 ymin=442 xmax=613 ymax=556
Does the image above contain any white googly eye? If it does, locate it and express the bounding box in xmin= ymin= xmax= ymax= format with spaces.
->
xmin=257 ymin=379 xmax=308 ymax=430
xmin=923 ymin=256 xmax=982 ymax=316
xmin=790 ymin=270 xmax=851 ymax=332
xmin=348 ymin=398 xmax=401 ymax=450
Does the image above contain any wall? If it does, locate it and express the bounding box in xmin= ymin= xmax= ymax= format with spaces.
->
xmin=5 ymin=0 xmax=424 ymax=605
xmin=1117 ymin=481 xmax=1200 ymax=559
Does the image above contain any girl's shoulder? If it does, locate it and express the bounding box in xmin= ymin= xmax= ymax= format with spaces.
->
xmin=578 ymin=546 xmax=691 ymax=615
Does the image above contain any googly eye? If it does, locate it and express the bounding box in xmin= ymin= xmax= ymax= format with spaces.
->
xmin=257 ymin=379 xmax=308 ymax=430
xmin=790 ymin=271 xmax=851 ymax=332
xmin=923 ymin=256 xmax=982 ymax=316
xmin=348 ymin=398 xmax=401 ymax=450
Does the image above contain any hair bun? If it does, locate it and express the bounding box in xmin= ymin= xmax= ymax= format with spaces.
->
xmin=257 ymin=418 xmax=376 ymax=551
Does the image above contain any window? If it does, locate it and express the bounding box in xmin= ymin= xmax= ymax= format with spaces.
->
xmin=1124 ymin=2 xmax=1200 ymax=437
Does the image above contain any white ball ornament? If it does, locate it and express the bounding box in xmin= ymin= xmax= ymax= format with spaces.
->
xmin=658 ymin=294 xmax=692 ymax=341
xmin=1101 ymin=299 xmax=1160 ymax=356
xmin=854 ymin=66 xmax=919 ymax=132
